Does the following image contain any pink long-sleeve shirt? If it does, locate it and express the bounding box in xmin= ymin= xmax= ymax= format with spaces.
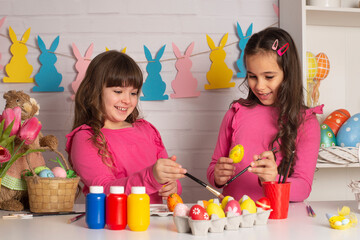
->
xmin=207 ymin=102 xmax=323 ymax=202
xmin=66 ymin=119 xmax=182 ymax=203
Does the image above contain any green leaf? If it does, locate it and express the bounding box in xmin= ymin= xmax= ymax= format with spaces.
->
xmin=0 ymin=135 xmax=16 ymax=149
xmin=0 ymin=119 xmax=5 ymax=139
xmin=2 ymin=120 xmax=15 ymax=140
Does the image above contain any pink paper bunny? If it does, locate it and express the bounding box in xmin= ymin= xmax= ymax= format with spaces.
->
xmin=0 ymin=17 xmax=5 ymax=70
xmin=71 ymin=43 xmax=94 ymax=100
xmin=171 ymin=42 xmax=200 ymax=98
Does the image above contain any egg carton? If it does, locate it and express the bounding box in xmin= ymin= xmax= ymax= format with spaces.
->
xmin=173 ymin=208 xmax=272 ymax=236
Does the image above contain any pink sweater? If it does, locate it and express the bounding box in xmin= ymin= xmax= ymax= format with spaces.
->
xmin=66 ymin=119 xmax=182 ymax=203
xmin=207 ymin=103 xmax=323 ymax=202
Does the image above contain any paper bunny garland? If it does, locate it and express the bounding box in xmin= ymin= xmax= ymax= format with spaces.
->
xmin=236 ymin=23 xmax=253 ymax=78
xmin=0 ymin=17 xmax=5 ymax=70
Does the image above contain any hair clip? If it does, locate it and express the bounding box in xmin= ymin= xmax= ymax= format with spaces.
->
xmin=272 ymin=39 xmax=289 ymax=56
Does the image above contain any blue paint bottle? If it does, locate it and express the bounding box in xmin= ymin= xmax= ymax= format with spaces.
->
xmin=86 ymin=186 xmax=106 ymax=229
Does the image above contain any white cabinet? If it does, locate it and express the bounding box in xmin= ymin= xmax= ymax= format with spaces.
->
xmin=279 ymin=0 xmax=360 ymax=169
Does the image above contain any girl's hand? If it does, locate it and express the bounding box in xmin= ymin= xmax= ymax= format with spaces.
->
xmin=214 ymin=157 xmax=235 ymax=187
xmin=248 ymin=150 xmax=278 ymax=183
xmin=159 ymin=181 xmax=177 ymax=199
xmin=153 ymin=155 xmax=187 ymax=185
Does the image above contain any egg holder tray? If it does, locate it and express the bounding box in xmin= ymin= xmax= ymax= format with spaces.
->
xmin=173 ymin=208 xmax=272 ymax=236
xmin=317 ymin=147 xmax=359 ymax=166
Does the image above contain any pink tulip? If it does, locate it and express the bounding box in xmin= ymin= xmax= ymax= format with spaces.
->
xmin=0 ymin=145 xmax=11 ymax=163
xmin=18 ymin=117 xmax=42 ymax=144
xmin=2 ymin=107 xmax=21 ymax=136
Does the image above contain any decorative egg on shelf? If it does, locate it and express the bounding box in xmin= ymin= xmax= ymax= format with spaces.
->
xmin=337 ymin=113 xmax=360 ymax=147
xmin=323 ymin=109 xmax=350 ymax=136
xmin=320 ymin=123 xmax=336 ymax=148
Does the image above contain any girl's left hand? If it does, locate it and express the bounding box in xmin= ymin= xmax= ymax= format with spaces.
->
xmin=248 ymin=150 xmax=278 ymax=183
xmin=159 ymin=181 xmax=177 ymax=199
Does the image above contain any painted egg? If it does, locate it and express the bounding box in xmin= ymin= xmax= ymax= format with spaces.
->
xmin=189 ymin=204 xmax=209 ymax=220
xmin=306 ymin=51 xmax=318 ymax=82
xmin=323 ymin=109 xmax=350 ymax=135
xmin=337 ymin=113 xmax=360 ymax=147
xmin=320 ymin=124 xmax=336 ymax=148
xmin=221 ymin=195 xmax=234 ymax=210
xmin=229 ymin=144 xmax=244 ymax=163
xmin=239 ymin=195 xmax=257 ymax=214
xmin=173 ymin=203 xmax=189 ymax=217
xmin=314 ymin=52 xmax=330 ymax=81
xmin=38 ymin=169 xmax=54 ymax=178
xmin=167 ymin=193 xmax=183 ymax=212
xmin=224 ymin=200 xmax=241 ymax=216
xmin=255 ymin=197 xmax=271 ymax=211
xmin=52 ymin=167 xmax=67 ymax=178
xmin=206 ymin=202 xmax=225 ymax=218
xmin=34 ymin=166 xmax=50 ymax=175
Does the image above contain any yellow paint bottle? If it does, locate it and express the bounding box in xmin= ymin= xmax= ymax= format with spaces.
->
xmin=127 ymin=186 xmax=150 ymax=231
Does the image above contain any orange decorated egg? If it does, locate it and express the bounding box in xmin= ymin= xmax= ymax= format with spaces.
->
xmin=189 ymin=204 xmax=209 ymax=220
xmin=167 ymin=193 xmax=183 ymax=212
xmin=314 ymin=52 xmax=330 ymax=81
xmin=323 ymin=109 xmax=350 ymax=136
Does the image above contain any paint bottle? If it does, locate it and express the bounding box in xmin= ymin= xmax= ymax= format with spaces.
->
xmin=86 ymin=186 xmax=106 ymax=229
xmin=106 ymin=186 xmax=127 ymax=230
xmin=127 ymin=186 xmax=150 ymax=231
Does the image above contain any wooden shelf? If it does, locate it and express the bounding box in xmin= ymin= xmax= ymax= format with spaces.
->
xmin=306 ymin=6 xmax=360 ymax=27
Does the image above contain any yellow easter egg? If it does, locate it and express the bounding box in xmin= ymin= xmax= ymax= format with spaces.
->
xmin=221 ymin=196 xmax=234 ymax=210
xmin=206 ymin=202 xmax=225 ymax=218
xmin=338 ymin=206 xmax=350 ymax=216
xmin=306 ymin=51 xmax=318 ymax=82
xmin=239 ymin=195 xmax=257 ymax=214
xmin=229 ymin=144 xmax=244 ymax=163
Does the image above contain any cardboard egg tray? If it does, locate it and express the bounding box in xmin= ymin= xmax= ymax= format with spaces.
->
xmin=173 ymin=208 xmax=272 ymax=236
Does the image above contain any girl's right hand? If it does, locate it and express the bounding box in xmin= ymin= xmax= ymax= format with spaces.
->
xmin=214 ymin=157 xmax=235 ymax=187
xmin=153 ymin=156 xmax=187 ymax=185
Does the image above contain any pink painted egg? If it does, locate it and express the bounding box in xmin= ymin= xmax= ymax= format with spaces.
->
xmin=173 ymin=203 xmax=189 ymax=217
xmin=323 ymin=109 xmax=350 ymax=136
xmin=256 ymin=197 xmax=271 ymax=211
xmin=52 ymin=167 xmax=67 ymax=178
xmin=189 ymin=204 xmax=209 ymax=220
xmin=224 ymin=200 xmax=241 ymax=216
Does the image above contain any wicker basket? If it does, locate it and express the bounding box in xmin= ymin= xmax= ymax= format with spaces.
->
xmin=317 ymin=146 xmax=359 ymax=166
xmin=24 ymin=148 xmax=80 ymax=213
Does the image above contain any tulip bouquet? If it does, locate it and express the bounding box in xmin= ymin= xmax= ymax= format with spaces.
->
xmin=0 ymin=106 xmax=44 ymax=179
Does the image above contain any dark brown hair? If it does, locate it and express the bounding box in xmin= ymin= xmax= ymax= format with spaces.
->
xmin=73 ymin=50 xmax=143 ymax=167
xmin=235 ymin=27 xmax=307 ymax=177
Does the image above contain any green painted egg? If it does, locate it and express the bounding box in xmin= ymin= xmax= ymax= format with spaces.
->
xmin=320 ymin=123 xmax=336 ymax=148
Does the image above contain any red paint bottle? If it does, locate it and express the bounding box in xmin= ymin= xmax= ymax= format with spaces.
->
xmin=106 ymin=186 xmax=127 ymax=230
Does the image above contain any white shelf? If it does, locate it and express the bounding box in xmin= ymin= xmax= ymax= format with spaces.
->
xmin=316 ymin=162 xmax=360 ymax=168
xmin=306 ymin=6 xmax=360 ymax=27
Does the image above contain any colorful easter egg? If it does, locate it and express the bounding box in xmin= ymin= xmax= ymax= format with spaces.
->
xmin=38 ymin=169 xmax=54 ymax=178
xmin=173 ymin=203 xmax=189 ymax=217
xmin=221 ymin=195 xmax=234 ymax=210
xmin=337 ymin=113 xmax=360 ymax=147
xmin=167 ymin=193 xmax=183 ymax=212
xmin=229 ymin=144 xmax=244 ymax=163
xmin=189 ymin=204 xmax=209 ymax=220
xmin=314 ymin=52 xmax=330 ymax=81
xmin=206 ymin=202 xmax=225 ymax=218
xmin=320 ymin=124 xmax=336 ymax=148
xmin=256 ymin=197 xmax=271 ymax=211
xmin=306 ymin=51 xmax=318 ymax=82
xmin=323 ymin=109 xmax=350 ymax=136
xmin=34 ymin=166 xmax=50 ymax=175
xmin=224 ymin=200 xmax=241 ymax=216
xmin=52 ymin=166 xmax=67 ymax=178
xmin=239 ymin=195 xmax=257 ymax=214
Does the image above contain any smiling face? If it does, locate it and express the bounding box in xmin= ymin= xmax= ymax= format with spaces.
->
xmin=102 ymin=86 xmax=139 ymax=129
xmin=246 ymin=52 xmax=284 ymax=106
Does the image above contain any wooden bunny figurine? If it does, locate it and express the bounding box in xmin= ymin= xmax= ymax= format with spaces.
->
xmin=3 ymin=27 xmax=33 ymax=83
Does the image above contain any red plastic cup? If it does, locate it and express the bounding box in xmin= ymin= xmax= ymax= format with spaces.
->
xmin=262 ymin=181 xmax=291 ymax=219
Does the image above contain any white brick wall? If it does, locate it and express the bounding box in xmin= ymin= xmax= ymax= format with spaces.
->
xmin=0 ymin=0 xmax=289 ymax=203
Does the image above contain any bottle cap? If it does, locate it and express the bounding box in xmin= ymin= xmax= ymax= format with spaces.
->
xmin=110 ymin=186 xmax=124 ymax=194
xmin=89 ymin=186 xmax=104 ymax=194
xmin=131 ymin=186 xmax=146 ymax=194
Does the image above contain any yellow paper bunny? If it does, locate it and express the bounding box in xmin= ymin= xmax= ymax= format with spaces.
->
xmin=3 ymin=27 xmax=34 ymax=83
xmin=205 ymin=33 xmax=234 ymax=90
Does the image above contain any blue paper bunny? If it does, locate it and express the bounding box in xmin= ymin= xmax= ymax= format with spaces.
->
xmin=33 ymin=35 xmax=64 ymax=92
xmin=236 ymin=22 xmax=253 ymax=78
xmin=140 ymin=45 xmax=168 ymax=101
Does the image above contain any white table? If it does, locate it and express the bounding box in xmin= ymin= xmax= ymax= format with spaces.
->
xmin=0 ymin=201 xmax=359 ymax=240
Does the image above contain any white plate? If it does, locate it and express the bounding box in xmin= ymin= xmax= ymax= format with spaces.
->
xmin=150 ymin=204 xmax=173 ymax=217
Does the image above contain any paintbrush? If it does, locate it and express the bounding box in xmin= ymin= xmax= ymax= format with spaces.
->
xmin=185 ymin=172 xmax=224 ymax=199
xmin=281 ymin=151 xmax=295 ymax=183
xmin=225 ymin=147 xmax=276 ymax=186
